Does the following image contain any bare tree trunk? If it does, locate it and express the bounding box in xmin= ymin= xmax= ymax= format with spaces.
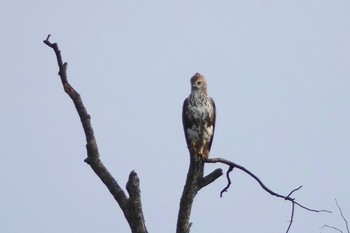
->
xmin=177 ymin=153 xmax=222 ymax=233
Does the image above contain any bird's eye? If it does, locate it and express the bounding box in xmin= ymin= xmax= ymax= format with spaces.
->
xmin=197 ymin=81 xmax=201 ymax=85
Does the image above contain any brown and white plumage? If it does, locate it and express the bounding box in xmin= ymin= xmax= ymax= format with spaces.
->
xmin=182 ymin=73 xmax=216 ymax=158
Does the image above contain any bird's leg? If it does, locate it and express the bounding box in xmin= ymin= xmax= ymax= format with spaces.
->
xmin=188 ymin=142 xmax=197 ymax=155
xmin=197 ymin=146 xmax=204 ymax=156
xmin=197 ymin=139 xmax=209 ymax=158
xmin=189 ymin=142 xmax=208 ymax=158
xmin=202 ymin=146 xmax=209 ymax=159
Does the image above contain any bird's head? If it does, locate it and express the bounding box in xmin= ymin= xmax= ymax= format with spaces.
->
xmin=190 ymin=73 xmax=207 ymax=94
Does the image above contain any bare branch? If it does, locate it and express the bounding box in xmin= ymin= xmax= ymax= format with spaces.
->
xmin=200 ymin=168 xmax=223 ymax=189
xmin=319 ymin=199 xmax=349 ymax=233
xmin=286 ymin=185 xmax=302 ymax=199
xmin=321 ymin=225 xmax=343 ymax=233
xmin=335 ymin=199 xmax=349 ymax=233
xmin=286 ymin=202 xmax=295 ymax=233
xmin=205 ymin=157 xmax=331 ymax=233
xmin=220 ymin=166 xmax=233 ymax=197
xmin=44 ymin=35 xmax=148 ymax=233
xmin=205 ymin=157 xmax=285 ymax=198
xmin=126 ymin=171 xmax=148 ymax=233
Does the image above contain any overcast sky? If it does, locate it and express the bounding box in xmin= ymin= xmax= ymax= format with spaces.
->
xmin=1 ymin=1 xmax=349 ymax=233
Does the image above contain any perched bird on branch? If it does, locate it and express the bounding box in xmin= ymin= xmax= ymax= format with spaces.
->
xmin=182 ymin=73 xmax=216 ymax=158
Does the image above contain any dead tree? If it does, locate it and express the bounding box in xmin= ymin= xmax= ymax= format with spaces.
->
xmin=44 ymin=35 xmax=330 ymax=233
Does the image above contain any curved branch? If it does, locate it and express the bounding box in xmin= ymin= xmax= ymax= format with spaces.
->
xmin=321 ymin=225 xmax=344 ymax=233
xmin=44 ymin=35 xmax=148 ymax=233
xmin=205 ymin=157 xmax=287 ymax=199
xmin=220 ymin=166 xmax=233 ymax=197
xmin=336 ymin=199 xmax=349 ymax=233
xmin=319 ymin=199 xmax=349 ymax=233
xmin=205 ymin=157 xmax=331 ymax=233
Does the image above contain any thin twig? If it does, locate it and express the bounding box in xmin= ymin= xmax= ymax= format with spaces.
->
xmin=220 ymin=166 xmax=233 ymax=197
xmin=286 ymin=202 xmax=295 ymax=233
xmin=321 ymin=225 xmax=343 ymax=233
xmin=286 ymin=185 xmax=302 ymax=199
xmin=335 ymin=199 xmax=349 ymax=233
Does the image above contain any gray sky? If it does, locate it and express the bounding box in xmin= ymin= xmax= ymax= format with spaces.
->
xmin=1 ymin=1 xmax=349 ymax=233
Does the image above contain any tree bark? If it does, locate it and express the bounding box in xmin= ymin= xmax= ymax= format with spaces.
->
xmin=44 ymin=35 xmax=148 ymax=233
xmin=176 ymin=153 xmax=222 ymax=233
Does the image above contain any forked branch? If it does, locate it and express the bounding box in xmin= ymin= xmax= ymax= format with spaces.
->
xmin=335 ymin=199 xmax=350 ymax=233
xmin=205 ymin=157 xmax=331 ymax=233
xmin=321 ymin=199 xmax=349 ymax=233
xmin=177 ymin=154 xmax=223 ymax=233
xmin=44 ymin=35 xmax=148 ymax=233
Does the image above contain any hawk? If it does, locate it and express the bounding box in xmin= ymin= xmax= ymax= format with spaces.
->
xmin=182 ymin=73 xmax=216 ymax=158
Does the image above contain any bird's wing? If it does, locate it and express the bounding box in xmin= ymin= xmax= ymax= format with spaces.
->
xmin=208 ymin=97 xmax=216 ymax=151
xmin=182 ymin=98 xmax=191 ymax=146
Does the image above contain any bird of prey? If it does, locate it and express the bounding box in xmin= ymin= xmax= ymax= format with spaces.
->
xmin=182 ymin=73 xmax=216 ymax=158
